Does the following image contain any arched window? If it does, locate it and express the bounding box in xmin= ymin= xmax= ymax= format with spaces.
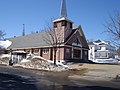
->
xmin=54 ymin=22 xmax=57 ymax=28
xmin=72 ymin=38 xmax=82 ymax=47
xmin=61 ymin=21 xmax=67 ymax=26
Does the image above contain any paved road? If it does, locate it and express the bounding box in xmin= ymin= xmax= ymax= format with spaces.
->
xmin=0 ymin=65 xmax=120 ymax=90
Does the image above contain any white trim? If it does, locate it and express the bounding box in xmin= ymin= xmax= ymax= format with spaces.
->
xmin=63 ymin=45 xmax=89 ymax=50
xmin=81 ymin=49 xmax=83 ymax=59
xmin=72 ymin=47 xmax=73 ymax=59
xmin=72 ymin=36 xmax=82 ymax=47
xmin=53 ymin=17 xmax=73 ymax=23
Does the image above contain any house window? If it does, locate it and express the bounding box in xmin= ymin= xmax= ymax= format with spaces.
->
xmin=100 ymin=52 xmax=107 ymax=58
xmin=70 ymin=22 xmax=72 ymax=28
xmin=98 ymin=46 xmax=101 ymax=50
xmin=43 ymin=49 xmax=49 ymax=54
xmin=33 ymin=49 xmax=39 ymax=54
xmin=77 ymin=39 xmax=80 ymax=45
xmin=95 ymin=52 xmax=107 ymax=58
xmin=95 ymin=52 xmax=100 ymax=58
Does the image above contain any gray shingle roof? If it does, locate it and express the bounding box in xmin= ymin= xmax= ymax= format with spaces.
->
xmin=88 ymin=42 xmax=95 ymax=45
xmin=7 ymin=25 xmax=89 ymax=50
xmin=8 ymin=32 xmax=49 ymax=49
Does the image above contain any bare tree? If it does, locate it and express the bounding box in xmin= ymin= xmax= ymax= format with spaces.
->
xmin=117 ymin=47 xmax=120 ymax=58
xmin=0 ymin=30 xmax=6 ymax=40
xmin=104 ymin=12 xmax=120 ymax=47
xmin=42 ymin=21 xmax=64 ymax=65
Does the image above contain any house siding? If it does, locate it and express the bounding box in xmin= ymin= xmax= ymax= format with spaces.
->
xmin=88 ymin=40 xmax=116 ymax=62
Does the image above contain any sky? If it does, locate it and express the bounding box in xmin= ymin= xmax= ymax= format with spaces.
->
xmin=0 ymin=0 xmax=120 ymax=41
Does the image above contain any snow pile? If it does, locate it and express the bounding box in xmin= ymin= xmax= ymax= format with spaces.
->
xmin=0 ymin=40 xmax=12 ymax=49
xmin=21 ymin=59 xmax=30 ymax=63
xmin=0 ymin=53 xmax=69 ymax=71
xmin=0 ymin=54 xmax=10 ymax=59
xmin=32 ymin=56 xmax=68 ymax=68
xmin=0 ymin=54 xmax=10 ymax=65
xmin=14 ymin=55 xmax=69 ymax=72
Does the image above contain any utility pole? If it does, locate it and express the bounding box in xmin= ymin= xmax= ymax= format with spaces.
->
xmin=22 ymin=24 xmax=25 ymax=36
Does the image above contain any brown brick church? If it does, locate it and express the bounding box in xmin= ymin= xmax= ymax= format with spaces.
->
xmin=7 ymin=0 xmax=89 ymax=62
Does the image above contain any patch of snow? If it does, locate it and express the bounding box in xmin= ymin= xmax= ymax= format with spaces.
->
xmin=32 ymin=56 xmax=69 ymax=69
xmin=94 ymin=58 xmax=118 ymax=63
xmin=0 ymin=54 xmax=10 ymax=59
xmin=32 ymin=56 xmax=48 ymax=61
xmin=0 ymin=40 xmax=12 ymax=49
xmin=12 ymin=51 xmax=27 ymax=53
xmin=21 ymin=59 xmax=30 ymax=63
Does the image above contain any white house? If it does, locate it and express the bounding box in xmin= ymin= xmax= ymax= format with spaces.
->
xmin=88 ymin=40 xmax=118 ymax=63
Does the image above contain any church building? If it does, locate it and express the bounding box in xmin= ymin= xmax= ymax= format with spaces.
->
xmin=7 ymin=0 xmax=89 ymax=63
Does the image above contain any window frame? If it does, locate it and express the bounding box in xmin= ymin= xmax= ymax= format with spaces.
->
xmin=43 ymin=49 xmax=49 ymax=54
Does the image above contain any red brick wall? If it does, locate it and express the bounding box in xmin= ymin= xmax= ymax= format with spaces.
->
xmin=56 ymin=47 xmax=64 ymax=60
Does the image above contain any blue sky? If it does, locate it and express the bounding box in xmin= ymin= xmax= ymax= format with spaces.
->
xmin=0 ymin=0 xmax=120 ymax=41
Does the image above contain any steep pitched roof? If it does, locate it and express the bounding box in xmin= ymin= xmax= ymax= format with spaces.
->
xmin=88 ymin=42 xmax=94 ymax=45
xmin=65 ymin=25 xmax=89 ymax=49
xmin=94 ymin=40 xmax=101 ymax=43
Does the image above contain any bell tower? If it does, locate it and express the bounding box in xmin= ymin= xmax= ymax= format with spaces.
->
xmin=53 ymin=0 xmax=73 ymax=42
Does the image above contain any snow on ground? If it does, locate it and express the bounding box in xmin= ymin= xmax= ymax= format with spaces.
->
xmin=0 ymin=54 xmax=10 ymax=65
xmin=13 ymin=55 xmax=69 ymax=72
xmin=0 ymin=53 xmax=69 ymax=71
xmin=32 ymin=56 xmax=69 ymax=68
xmin=0 ymin=40 xmax=12 ymax=48
xmin=0 ymin=54 xmax=10 ymax=59
xmin=94 ymin=58 xmax=119 ymax=63
xmin=21 ymin=59 xmax=30 ymax=63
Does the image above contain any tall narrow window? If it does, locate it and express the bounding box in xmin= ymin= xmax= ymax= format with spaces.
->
xmin=43 ymin=49 xmax=49 ymax=54
xmin=73 ymin=49 xmax=81 ymax=58
xmin=72 ymin=38 xmax=82 ymax=47
xmin=70 ymin=22 xmax=72 ymax=29
xmin=54 ymin=22 xmax=57 ymax=28
xmin=61 ymin=21 xmax=67 ymax=26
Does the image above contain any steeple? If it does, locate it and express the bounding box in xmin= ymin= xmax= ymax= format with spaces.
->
xmin=53 ymin=0 xmax=73 ymax=43
xmin=60 ymin=0 xmax=67 ymax=18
